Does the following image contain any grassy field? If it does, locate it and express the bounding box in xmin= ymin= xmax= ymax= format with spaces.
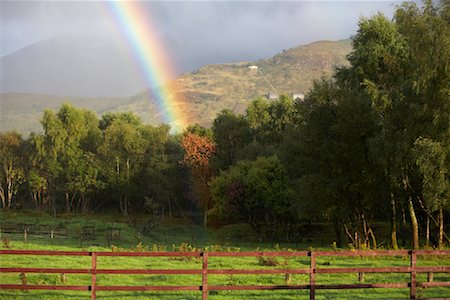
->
xmin=1 ymin=211 xmax=449 ymax=299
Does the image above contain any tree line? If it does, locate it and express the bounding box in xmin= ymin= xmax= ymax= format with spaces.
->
xmin=1 ymin=1 xmax=449 ymax=249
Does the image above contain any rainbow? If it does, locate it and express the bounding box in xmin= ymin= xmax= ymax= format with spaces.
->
xmin=109 ymin=1 xmax=187 ymax=132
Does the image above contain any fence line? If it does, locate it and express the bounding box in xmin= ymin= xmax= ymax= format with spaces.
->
xmin=1 ymin=249 xmax=450 ymax=299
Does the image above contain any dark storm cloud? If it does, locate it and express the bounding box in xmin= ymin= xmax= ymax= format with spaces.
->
xmin=2 ymin=1 xmax=400 ymax=57
xmin=0 ymin=1 xmax=403 ymax=97
xmin=145 ymin=1 xmax=401 ymax=71
xmin=121 ymin=1 xmax=400 ymax=74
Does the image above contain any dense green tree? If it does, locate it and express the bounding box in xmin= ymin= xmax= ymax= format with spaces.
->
xmin=99 ymin=111 xmax=142 ymax=131
xmin=97 ymin=112 xmax=148 ymax=215
xmin=339 ymin=12 xmax=412 ymax=249
xmin=334 ymin=0 xmax=450 ymax=249
xmin=212 ymin=110 xmax=252 ymax=170
xmin=41 ymin=103 xmax=102 ymax=213
xmin=140 ymin=124 xmax=181 ymax=218
xmin=24 ymin=133 xmax=50 ymax=211
xmin=245 ymin=96 xmax=297 ymax=145
xmin=287 ymin=79 xmax=381 ymax=248
xmin=414 ymin=138 xmax=450 ymax=248
xmin=184 ymin=124 xmax=213 ymax=139
xmin=245 ymin=97 xmax=271 ymax=139
xmin=0 ymin=132 xmax=25 ymax=209
xmin=211 ymin=156 xmax=297 ymax=240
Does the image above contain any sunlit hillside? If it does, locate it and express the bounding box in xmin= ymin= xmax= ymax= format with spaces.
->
xmin=0 ymin=40 xmax=351 ymax=134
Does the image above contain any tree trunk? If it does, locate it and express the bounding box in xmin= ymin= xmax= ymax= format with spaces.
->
xmin=168 ymin=199 xmax=173 ymax=218
xmin=344 ymin=224 xmax=356 ymax=247
xmin=81 ymin=194 xmax=90 ymax=214
xmin=0 ymin=185 xmax=5 ymax=209
xmin=368 ymin=228 xmax=377 ymax=249
xmin=401 ymin=206 xmax=407 ymax=247
xmin=438 ymin=208 xmax=444 ymax=249
xmin=361 ymin=213 xmax=368 ymax=240
xmin=32 ymin=192 xmax=38 ymax=210
xmin=426 ymin=215 xmax=430 ymax=247
xmin=390 ymin=194 xmax=399 ymax=249
xmin=65 ymin=192 xmax=70 ymax=213
xmin=51 ymin=191 xmax=57 ymax=217
xmin=120 ymin=195 xmax=128 ymax=216
xmin=6 ymin=171 xmax=13 ymax=209
xmin=408 ymin=197 xmax=419 ymax=250
xmin=334 ymin=220 xmax=342 ymax=248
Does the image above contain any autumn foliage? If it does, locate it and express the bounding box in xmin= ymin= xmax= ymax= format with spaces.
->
xmin=181 ymin=132 xmax=216 ymax=226
xmin=181 ymin=133 xmax=216 ymax=173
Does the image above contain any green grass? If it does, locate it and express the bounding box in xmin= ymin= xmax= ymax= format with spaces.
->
xmin=1 ymin=211 xmax=449 ymax=299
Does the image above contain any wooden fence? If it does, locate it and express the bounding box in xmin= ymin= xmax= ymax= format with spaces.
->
xmin=1 ymin=249 xmax=450 ymax=299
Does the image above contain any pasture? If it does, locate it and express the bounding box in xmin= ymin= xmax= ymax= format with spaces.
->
xmin=1 ymin=211 xmax=449 ymax=299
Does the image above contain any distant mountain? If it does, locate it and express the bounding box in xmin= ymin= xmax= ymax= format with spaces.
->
xmin=0 ymin=34 xmax=146 ymax=97
xmin=0 ymin=39 xmax=352 ymax=134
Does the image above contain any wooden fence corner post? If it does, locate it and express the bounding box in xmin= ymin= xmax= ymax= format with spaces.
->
xmin=202 ymin=251 xmax=209 ymax=300
xmin=20 ymin=273 xmax=27 ymax=285
xmin=309 ymin=251 xmax=315 ymax=300
xmin=410 ymin=250 xmax=416 ymax=299
xmin=91 ymin=252 xmax=97 ymax=300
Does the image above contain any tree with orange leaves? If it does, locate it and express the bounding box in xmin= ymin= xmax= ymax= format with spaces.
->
xmin=181 ymin=132 xmax=216 ymax=227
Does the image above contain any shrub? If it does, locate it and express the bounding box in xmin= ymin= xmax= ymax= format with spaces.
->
xmin=257 ymin=256 xmax=279 ymax=266
xmin=1 ymin=237 xmax=11 ymax=248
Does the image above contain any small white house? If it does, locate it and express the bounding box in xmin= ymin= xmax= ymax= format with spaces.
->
xmin=293 ymin=93 xmax=305 ymax=101
xmin=248 ymin=65 xmax=258 ymax=70
xmin=266 ymin=93 xmax=279 ymax=100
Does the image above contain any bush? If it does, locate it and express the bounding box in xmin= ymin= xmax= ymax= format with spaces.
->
xmin=257 ymin=256 xmax=280 ymax=266
xmin=1 ymin=237 xmax=11 ymax=248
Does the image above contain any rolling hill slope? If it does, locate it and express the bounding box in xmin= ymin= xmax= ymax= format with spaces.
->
xmin=0 ymin=39 xmax=352 ymax=134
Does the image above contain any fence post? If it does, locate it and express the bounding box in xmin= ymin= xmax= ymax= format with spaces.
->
xmin=24 ymin=229 xmax=27 ymax=243
xmin=309 ymin=251 xmax=315 ymax=300
xmin=202 ymin=252 xmax=208 ymax=300
xmin=20 ymin=273 xmax=27 ymax=285
xmin=91 ymin=252 xmax=97 ymax=300
xmin=410 ymin=250 xmax=416 ymax=299
xmin=60 ymin=273 xmax=67 ymax=284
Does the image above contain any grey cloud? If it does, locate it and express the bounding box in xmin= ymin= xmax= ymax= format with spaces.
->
xmin=1 ymin=1 xmax=403 ymax=97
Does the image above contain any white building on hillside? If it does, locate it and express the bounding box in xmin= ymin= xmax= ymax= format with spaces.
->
xmin=293 ymin=93 xmax=305 ymax=101
xmin=266 ymin=93 xmax=279 ymax=100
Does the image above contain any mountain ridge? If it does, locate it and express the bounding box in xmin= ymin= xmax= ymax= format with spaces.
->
xmin=0 ymin=39 xmax=352 ymax=134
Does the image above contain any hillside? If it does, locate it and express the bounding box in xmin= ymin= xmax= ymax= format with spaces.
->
xmin=0 ymin=39 xmax=352 ymax=134
xmin=166 ymin=39 xmax=351 ymax=126
xmin=0 ymin=94 xmax=130 ymax=134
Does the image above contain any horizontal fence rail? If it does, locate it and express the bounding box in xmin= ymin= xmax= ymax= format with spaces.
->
xmin=1 ymin=249 xmax=450 ymax=299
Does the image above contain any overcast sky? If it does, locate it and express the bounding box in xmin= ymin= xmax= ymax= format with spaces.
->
xmin=1 ymin=1 xmax=403 ymax=57
xmin=0 ymin=1 xmax=406 ymax=96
